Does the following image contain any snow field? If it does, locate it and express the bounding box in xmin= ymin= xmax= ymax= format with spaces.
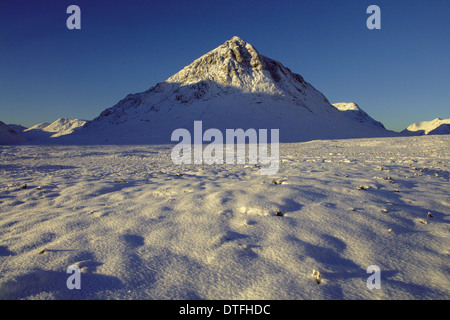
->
xmin=0 ymin=135 xmax=449 ymax=299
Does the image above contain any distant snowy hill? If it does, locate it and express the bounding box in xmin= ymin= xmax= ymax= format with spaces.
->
xmin=36 ymin=118 xmax=87 ymax=137
xmin=0 ymin=120 xmax=27 ymax=145
xmin=8 ymin=124 xmax=27 ymax=133
xmin=402 ymin=118 xmax=450 ymax=135
xmin=17 ymin=118 xmax=87 ymax=143
xmin=63 ymin=36 xmax=396 ymax=144
xmin=332 ymin=102 xmax=385 ymax=129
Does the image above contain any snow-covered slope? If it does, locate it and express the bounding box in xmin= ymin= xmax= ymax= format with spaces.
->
xmin=332 ymin=102 xmax=385 ymax=129
xmin=8 ymin=124 xmax=27 ymax=133
xmin=402 ymin=118 xmax=450 ymax=136
xmin=0 ymin=120 xmax=27 ymax=145
xmin=66 ymin=36 xmax=395 ymax=144
xmin=21 ymin=118 xmax=87 ymax=143
xmin=39 ymin=118 xmax=87 ymax=137
xmin=26 ymin=122 xmax=51 ymax=132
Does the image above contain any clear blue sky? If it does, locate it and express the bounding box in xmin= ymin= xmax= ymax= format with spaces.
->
xmin=1 ymin=0 xmax=449 ymax=131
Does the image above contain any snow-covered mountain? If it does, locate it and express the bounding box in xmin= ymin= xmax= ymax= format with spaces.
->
xmin=0 ymin=120 xmax=27 ymax=145
xmin=402 ymin=118 xmax=450 ymax=136
xmin=332 ymin=102 xmax=385 ymax=129
xmin=14 ymin=118 xmax=87 ymax=143
xmin=8 ymin=124 xmax=27 ymax=133
xmin=65 ymin=36 xmax=395 ymax=143
xmin=32 ymin=118 xmax=87 ymax=137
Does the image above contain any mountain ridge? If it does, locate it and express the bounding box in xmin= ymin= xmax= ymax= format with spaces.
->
xmin=1 ymin=118 xmax=87 ymax=144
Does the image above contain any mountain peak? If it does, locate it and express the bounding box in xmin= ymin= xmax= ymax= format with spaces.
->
xmin=332 ymin=102 xmax=385 ymax=129
xmin=165 ymin=36 xmax=265 ymax=89
xmin=229 ymin=35 xmax=245 ymax=42
xmin=222 ymin=36 xmax=262 ymax=65
xmin=226 ymin=36 xmax=249 ymax=49
xmin=332 ymin=102 xmax=361 ymax=111
xmin=164 ymin=36 xmax=312 ymax=100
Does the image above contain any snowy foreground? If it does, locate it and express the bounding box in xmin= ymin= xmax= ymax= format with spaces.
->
xmin=0 ymin=136 xmax=449 ymax=300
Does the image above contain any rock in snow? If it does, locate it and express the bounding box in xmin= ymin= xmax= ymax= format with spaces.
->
xmin=64 ymin=36 xmax=397 ymax=144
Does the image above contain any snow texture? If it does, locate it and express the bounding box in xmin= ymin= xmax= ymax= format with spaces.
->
xmin=0 ymin=136 xmax=449 ymax=299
